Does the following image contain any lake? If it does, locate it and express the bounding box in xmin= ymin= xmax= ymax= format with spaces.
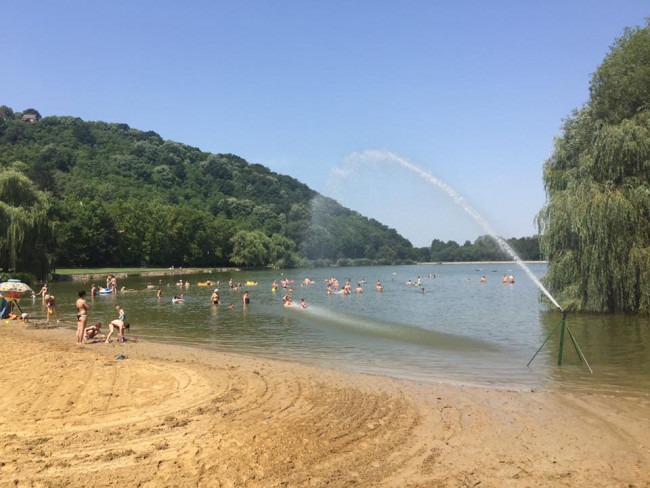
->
xmin=20 ymin=263 xmax=650 ymax=395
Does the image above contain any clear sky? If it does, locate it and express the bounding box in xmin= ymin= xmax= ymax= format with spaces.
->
xmin=3 ymin=1 xmax=648 ymax=246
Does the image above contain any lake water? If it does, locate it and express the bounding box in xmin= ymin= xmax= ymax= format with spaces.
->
xmin=20 ymin=264 xmax=650 ymax=395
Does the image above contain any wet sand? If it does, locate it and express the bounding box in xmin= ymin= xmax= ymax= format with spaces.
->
xmin=0 ymin=323 xmax=648 ymax=487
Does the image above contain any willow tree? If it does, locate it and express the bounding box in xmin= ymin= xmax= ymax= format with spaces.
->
xmin=537 ymin=21 xmax=650 ymax=313
xmin=0 ymin=169 xmax=52 ymax=279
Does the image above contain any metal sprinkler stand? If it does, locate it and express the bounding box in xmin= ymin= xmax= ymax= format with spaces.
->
xmin=527 ymin=310 xmax=593 ymax=373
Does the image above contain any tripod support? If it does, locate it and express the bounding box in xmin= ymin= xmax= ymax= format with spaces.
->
xmin=527 ymin=311 xmax=592 ymax=373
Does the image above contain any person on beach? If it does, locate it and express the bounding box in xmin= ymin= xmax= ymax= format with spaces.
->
xmin=105 ymin=306 xmax=128 ymax=343
xmin=84 ymin=322 xmax=102 ymax=341
xmin=106 ymin=320 xmax=129 ymax=343
xmin=76 ymin=291 xmax=90 ymax=346
xmin=45 ymin=294 xmax=60 ymax=325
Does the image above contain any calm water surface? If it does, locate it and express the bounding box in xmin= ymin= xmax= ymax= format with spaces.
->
xmin=23 ymin=264 xmax=650 ymax=395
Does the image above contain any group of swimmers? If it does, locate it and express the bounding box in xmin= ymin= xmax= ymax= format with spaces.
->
xmin=325 ymin=277 xmax=385 ymax=295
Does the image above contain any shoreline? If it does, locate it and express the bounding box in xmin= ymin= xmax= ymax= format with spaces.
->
xmin=52 ymin=267 xmax=240 ymax=282
xmin=419 ymin=261 xmax=548 ymax=265
xmin=0 ymin=324 xmax=648 ymax=487
xmin=50 ymin=262 xmax=548 ymax=282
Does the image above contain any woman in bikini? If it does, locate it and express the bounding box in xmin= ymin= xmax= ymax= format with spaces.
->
xmin=75 ymin=291 xmax=90 ymax=345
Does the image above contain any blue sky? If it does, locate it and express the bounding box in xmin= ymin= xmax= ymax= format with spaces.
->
xmin=3 ymin=1 xmax=648 ymax=246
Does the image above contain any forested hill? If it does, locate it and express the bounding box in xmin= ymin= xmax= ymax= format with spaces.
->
xmin=0 ymin=107 xmax=415 ymax=271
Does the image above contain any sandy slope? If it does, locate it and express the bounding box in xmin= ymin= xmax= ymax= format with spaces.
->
xmin=0 ymin=324 xmax=647 ymax=487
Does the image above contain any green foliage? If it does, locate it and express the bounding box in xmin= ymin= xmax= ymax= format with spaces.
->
xmin=230 ymin=230 xmax=271 ymax=267
xmin=538 ymin=21 xmax=650 ymax=313
xmin=0 ymin=104 xmax=540 ymax=273
xmin=0 ymin=169 xmax=52 ymax=278
xmin=429 ymin=235 xmax=540 ymax=262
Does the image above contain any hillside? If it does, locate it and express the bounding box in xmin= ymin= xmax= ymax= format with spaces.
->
xmin=0 ymin=107 xmax=414 ymax=271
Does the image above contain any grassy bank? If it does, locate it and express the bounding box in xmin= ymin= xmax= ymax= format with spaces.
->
xmin=52 ymin=267 xmax=238 ymax=282
xmin=54 ymin=267 xmax=173 ymax=275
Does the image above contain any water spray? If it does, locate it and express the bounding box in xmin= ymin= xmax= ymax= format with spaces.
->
xmin=347 ymin=150 xmax=563 ymax=309
xmin=343 ymin=150 xmax=591 ymax=372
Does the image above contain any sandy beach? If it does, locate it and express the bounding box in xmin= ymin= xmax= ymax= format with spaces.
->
xmin=0 ymin=323 xmax=647 ymax=488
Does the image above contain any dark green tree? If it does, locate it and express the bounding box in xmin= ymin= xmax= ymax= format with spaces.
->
xmin=230 ymin=230 xmax=271 ymax=267
xmin=0 ymin=169 xmax=52 ymax=278
xmin=537 ymin=21 xmax=650 ymax=313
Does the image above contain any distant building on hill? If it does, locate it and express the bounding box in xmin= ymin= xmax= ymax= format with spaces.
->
xmin=21 ymin=113 xmax=38 ymax=123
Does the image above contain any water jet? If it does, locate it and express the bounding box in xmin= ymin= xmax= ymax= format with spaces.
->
xmin=337 ymin=150 xmax=592 ymax=371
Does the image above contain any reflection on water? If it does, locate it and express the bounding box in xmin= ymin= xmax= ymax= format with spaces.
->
xmin=20 ymin=264 xmax=649 ymax=395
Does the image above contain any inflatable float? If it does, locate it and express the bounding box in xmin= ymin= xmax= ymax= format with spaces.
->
xmin=172 ymin=298 xmax=185 ymax=304
xmin=98 ymin=287 xmax=113 ymax=295
xmin=245 ymin=281 xmax=258 ymax=286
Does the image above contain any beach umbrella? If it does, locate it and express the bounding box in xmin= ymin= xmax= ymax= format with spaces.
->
xmin=0 ymin=280 xmax=34 ymax=295
xmin=0 ymin=280 xmax=32 ymax=316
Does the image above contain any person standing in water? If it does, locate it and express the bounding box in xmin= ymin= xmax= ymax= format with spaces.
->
xmin=75 ymin=291 xmax=90 ymax=346
xmin=242 ymin=291 xmax=250 ymax=308
xmin=38 ymin=283 xmax=48 ymax=299
xmin=45 ymin=294 xmax=60 ymax=325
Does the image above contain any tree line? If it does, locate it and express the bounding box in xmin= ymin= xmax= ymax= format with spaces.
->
xmin=0 ymin=106 xmax=540 ymax=282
